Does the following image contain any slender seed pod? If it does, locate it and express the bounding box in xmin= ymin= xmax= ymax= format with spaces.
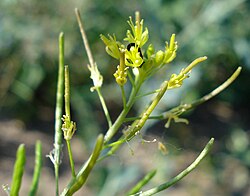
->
xmin=29 ymin=141 xmax=42 ymax=196
xmin=10 ymin=144 xmax=26 ymax=196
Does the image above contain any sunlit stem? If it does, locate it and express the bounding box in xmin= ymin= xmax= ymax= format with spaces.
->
xmin=64 ymin=65 xmax=76 ymax=178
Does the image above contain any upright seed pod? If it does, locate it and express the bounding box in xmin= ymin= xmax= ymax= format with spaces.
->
xmin=10 ymin=144 xmax=26 ymax=196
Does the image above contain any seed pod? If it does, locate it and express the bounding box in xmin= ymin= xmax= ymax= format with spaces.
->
xmin=10 ymin=144 xmax=26 ymax=196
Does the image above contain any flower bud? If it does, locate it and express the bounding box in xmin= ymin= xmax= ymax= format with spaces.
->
xmin=155 ymin=50 xmax=165 ymax=66
xmin=146 ymin=44 xmax=154 ymax=58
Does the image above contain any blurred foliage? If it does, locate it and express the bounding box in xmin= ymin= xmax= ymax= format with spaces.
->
xmin=0 ymin=0 xmax=249 ymax=195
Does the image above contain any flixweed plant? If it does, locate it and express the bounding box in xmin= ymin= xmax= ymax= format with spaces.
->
xmin=2 ymin=9 xmax=241 ymax=196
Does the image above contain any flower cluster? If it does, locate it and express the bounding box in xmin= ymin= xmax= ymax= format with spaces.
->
xmin=101 ymin=13 xmax=178 ymax=86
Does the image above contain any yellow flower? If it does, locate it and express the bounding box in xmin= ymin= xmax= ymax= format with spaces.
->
xmin=100 ymin=34 xmax=121 ymax=59
xmin=124 ymin=16 xmax=149 ymax=47
xmin=164 ymin=34 xmax=178 ymax=64
xmin=125 ymin=44 xmax=144 ymax=68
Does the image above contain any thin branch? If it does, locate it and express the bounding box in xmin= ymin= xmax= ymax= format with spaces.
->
xmin=96 ymin=88 xmax=113 ymax=128
xmin=121 ymin=85 xmax=127 ymax=109
xmin=135 ymin=138 xmax=214 ymax=196
xmin=126 ymin=170 xmax=157 ymax=195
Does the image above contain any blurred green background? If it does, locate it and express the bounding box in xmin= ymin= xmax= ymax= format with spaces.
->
xmin=0 ymin=0 xmax=249 ymax=195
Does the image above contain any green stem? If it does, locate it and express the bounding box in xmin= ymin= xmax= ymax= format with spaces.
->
xmin=55 ymin=166 xmax=59 ymax=196
xmin=124 ymin=115 xmax=163 ymax=122
xmin=66 ymin=140 xmax=76 ymax=178
xmin=127 ymin=170 xmax=157 ymax=195
xmin=136 ymin=138 xmax=214 ymax=196
xmin=29 ymin=141 xmax=42 ymax=196
xmin=104 ymin=79 xmax=142 ymax=143
xmin=54 ymin=32 xmax=64 ymax=196
xmin=128 ymin=70 xmax=135 ymax=87
xmin=126 ymin=80 xmax=169 ymax=140
xmin=120 ymin=85 xmax=127 ymax=109
xmin=98 ymin=137 xmax=126 ymax=162
xmin=135 ymin=89 xmax=159 ymax=100
xmin=96 ymin=87 xmax=113 ymax=128
xmin=102 ymin=139 xmax=125 ymax=149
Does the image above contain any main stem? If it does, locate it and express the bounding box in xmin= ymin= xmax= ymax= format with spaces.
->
xmin=104 ymin=79 xmax=142 ymax=143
